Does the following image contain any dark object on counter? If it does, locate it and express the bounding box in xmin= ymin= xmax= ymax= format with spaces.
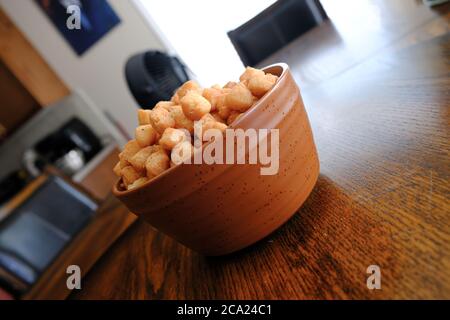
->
xmin=23 ymin=117 xmax=102 ymax=177
xmin=125 ymin=51 xmax=189 ymax=109
xmin=0 ymin=175 xmax=98 ymax=294
xmin=35 ymin=117 xmax=102 ymax=163
xmin=228 ymin=0 xmax=328 ymax=66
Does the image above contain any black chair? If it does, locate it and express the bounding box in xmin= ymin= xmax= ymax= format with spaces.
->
xmin=125 ymin=51 xmax=189 ymax=109
xmin=228 ymin=0 xmax=328 ymax=66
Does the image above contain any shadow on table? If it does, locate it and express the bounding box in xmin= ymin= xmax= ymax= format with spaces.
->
xmin=204 ymin=173 xmax=342 ymax=264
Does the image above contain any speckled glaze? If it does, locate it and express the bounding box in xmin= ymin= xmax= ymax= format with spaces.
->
xmin=113 ymin=63 xmax=319 ymax=256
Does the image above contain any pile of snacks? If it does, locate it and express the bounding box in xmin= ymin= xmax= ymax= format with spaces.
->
xmin=114 ymin=67 xmax=278 ymax=190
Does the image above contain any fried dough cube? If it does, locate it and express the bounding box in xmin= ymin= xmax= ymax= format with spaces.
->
xmin=217 ymin=103 xmax=231 ymax=120
xmin=171 ymin=92 xmax=180 ymax=105
xmin=154 ymin=101 xmax=175 ymax=111
xmin=176 ymin=80 xmax=202 ymax=99
xmin=181 ymin=91 xmax=211 ymax=121
xmin=146 ymin=150 xmax=170 ymax=177
xmin=119 ymin=157 xmax=129 ymax=169
xmin=199 ymin=114 xmax=228 ymax=135
xmin=159 ymin=128 xmax=187 ymax=150
xmin=223 ymin=81 xmax=238 ymax=89
xmin=129 ymin=146 xmax=155 ymax=172
xmin=150 ymin=144 xmax=165 ymax=154
xmin=247 ymin=73 xmax=278 ymax=98
xmin=138 ymin=109 xmax=151 ymax=125
xmin=203 ymin=120 xmax=228 ymax=133
xmin=169 ymin=104 xmax=194 ymax=133
xmin=171 ymin=140 xmax=194 ymax=165
xmin=202 ymin=87 xmax=222 ymax=112
xmin=135 ymin=124 xmax=157 ymax=147
xmin=198 ymin=113 xmax=214 ymax=132
xmin=149 ymin=107 xmax=175 ymax=134
xmin=216 ymin=92 xmax=231 ymax=120
xmin=200 ymin=113 xmax=216 ymax=122
xmin=225 ymin=83 xmax=254 ymax=112
xmin=121 ymin=165 xmax=142 ymax=186
xmin=127 ymin=177 xmax=149 ymax=190
xmin=239 ymin=67 xmax=265 ymax=83
xmin=120 ymin=140 xmax=141 ymax=163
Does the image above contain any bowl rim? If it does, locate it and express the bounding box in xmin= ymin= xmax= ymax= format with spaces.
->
xmin=113 ymin=62 xmax=290 ymax=196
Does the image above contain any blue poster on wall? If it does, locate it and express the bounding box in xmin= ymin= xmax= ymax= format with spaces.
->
xmin=35 ymin=0 xmax=121 ymax=56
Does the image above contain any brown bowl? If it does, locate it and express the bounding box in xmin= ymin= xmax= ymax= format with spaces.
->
xmin=113 ymin=63 xmax=319 ymax=256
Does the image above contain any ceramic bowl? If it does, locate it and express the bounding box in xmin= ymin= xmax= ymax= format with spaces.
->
xmin=113 ymin=63 xmax=319 ymax=256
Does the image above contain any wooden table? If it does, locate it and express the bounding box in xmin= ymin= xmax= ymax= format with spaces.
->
xmin=73 ymin=0 xmax=450 ymax=299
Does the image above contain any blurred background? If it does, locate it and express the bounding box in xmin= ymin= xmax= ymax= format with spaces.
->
xmin=0 ymin=0 xmax=448 ymax=300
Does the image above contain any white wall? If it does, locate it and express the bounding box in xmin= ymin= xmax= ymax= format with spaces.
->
xmin=0 ymin=0 xmax=167 ymax=136
xmin=138 ymin=0 xmax=276 ymax=85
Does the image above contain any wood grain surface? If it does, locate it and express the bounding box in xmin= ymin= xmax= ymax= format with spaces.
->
xmin=72 ymin=0 xmax=450 ymax=299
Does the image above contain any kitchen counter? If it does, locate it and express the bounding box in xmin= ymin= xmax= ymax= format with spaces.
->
xmin=72 ymin=0 xmax=450 ymax=299
xmin=0 ymin=162 xmax=136 ymax=300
